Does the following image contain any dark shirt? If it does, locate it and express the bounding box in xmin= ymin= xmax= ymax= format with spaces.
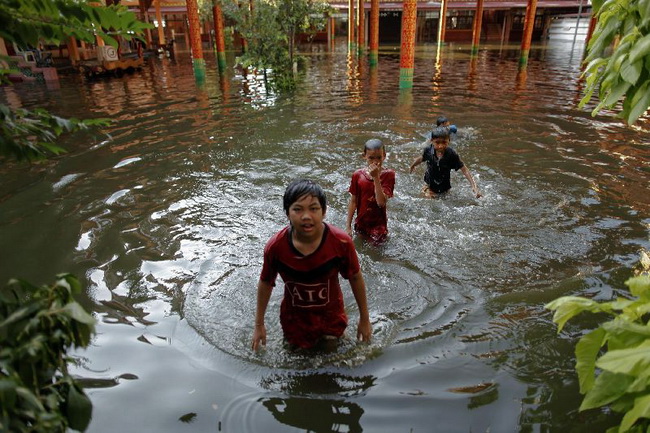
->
xmin=422 ymin=146 xmax=464 ymax=193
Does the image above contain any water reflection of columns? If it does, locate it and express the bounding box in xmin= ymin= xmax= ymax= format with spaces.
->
xmin=369 ymin=65 xmax=378 ymax=104
xmin=468 ymin=56 xmax=478 ymax=93
xmin=399 ymin=0 xmax=417 ymax=89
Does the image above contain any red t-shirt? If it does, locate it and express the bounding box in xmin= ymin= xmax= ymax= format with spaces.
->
xmin=348 ymin=168 xmax=395 ymax=239
xmin=260 ymin=223 xmax=361 ymax=348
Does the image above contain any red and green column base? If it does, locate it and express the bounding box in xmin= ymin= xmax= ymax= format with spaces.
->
xmin=399 ymin=67 xmax=414 ymax=89
xmin=519 ymin=50 xmax=530 ymax=68
xmin=369 ymin=50 xmax=378 ymax=66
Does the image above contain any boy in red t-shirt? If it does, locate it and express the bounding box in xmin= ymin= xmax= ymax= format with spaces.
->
xmin=346 ymin=139 xmax=396 ymax=243
xmin=251 ymin=179 xmax=372 ymax=351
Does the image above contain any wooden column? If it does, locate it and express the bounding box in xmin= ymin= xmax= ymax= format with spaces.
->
xmin=369 ymin=0 xmax=379 ymax=65
xmin=348 ymin=0 xmax=356 ymax=51
xmin=399 ymin=0 xmax=417 ymax=88
xmin=138 ymin=0 xmax=153 ymax=47
xmin=471 ymin=0 xmax=484 ymax=55
xmin=186 ymin=0 xmax=206 ymax=74
xmin=438 ymin=0 xmax=448 ymax=44
xmin=156 ymin=0 xmax=166 ymax=46
xmin=519 ymin=0 xmax=538 ymax=67
xmin=585 ymin=15 xmax=597 ymax=45
xmin=357 ymin=0 xmax=365 ymax=52
xmin=67 ymin=37 xmax=80 ymax=64
xmin=213 ymin=1 xmax=227 ymax=71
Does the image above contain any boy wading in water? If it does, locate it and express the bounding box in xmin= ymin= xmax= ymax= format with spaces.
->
xmin=410 ymin=127 xmax=482 ymax=198
xmin=346 ymin=139 xmax=396 ymax=243
xmin=251 ymin=179 xmax=372 ymax=351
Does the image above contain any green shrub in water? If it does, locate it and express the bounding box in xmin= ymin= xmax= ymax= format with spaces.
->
xmin=0 ymin=274 xmax=96 ymax=432
xmin=546 ymin=275 xmax=650 ymax=433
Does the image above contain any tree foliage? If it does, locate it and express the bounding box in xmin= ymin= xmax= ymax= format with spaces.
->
xmin=223 ymin=0 xmax=330 ymax=90
xmin=0 ymin=274 xmax=97 ymax=433
xmin=0 ymin=0 xmax=151 ymax=49
xmin=546 ymin=275 xmax=650 ymax=433
xmin=580 ymin=0 xmax=650 ymax=124
xmin=0 ymin=0 xmax=152 ymax=162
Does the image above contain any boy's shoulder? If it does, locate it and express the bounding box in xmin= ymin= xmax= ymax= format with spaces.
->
xmin=264 ymin=226 xmax=289 ymax=251
xmin=326 ymin=223 xmax=355 ymax=246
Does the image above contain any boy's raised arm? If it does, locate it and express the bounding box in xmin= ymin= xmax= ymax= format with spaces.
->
xmin=348 ymin=271 xmax=372 ymax=343
xmin=251 ymin=279 xmax=274 ymax=351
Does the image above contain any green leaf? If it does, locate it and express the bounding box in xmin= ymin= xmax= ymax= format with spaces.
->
xmin=626 ymin=276 xmax=650 ymax=297
xmin=545 ymin=296 xmax=606 ymax=332
xmin=576 ymin=327 xmax=607 ymax=393
xmin=66 ymin=385 xmax=93 ymax=431
xmin=620 ymin=58 xmax=643 ymax=84
xmin=15 ymin=386 xmax=45 ymax=412
xmin=62 ymin=303 xmax=96 ymax=326
xmin=596 ymin=340 xmax=650 ymax=376
xmin=626 ymin=81 xmax=650 ymax=124
xmin=629 ymin=33 xmax=650 ymax=63
xmin=580 ymin=370 xmax=635 ymax=411
xmin=620 ymin=394 xmax=650 ymax=432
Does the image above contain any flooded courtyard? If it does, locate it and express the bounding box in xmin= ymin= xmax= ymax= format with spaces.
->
xmin=1 ymin=41 xmax=649 ymax=432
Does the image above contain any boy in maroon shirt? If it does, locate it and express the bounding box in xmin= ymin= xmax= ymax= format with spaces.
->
xmin=251 ymin=179 xmax=372 ymax=351
xmin=346 ymin=139 xmax=396 ymax=243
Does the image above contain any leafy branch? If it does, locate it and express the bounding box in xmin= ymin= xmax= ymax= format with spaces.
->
xmin=580 ymin=0 xmax=650 ymax=124
xmin=0 ymin=274 xmax=97 ymax=433
xmin=546 ymin=275 xmax=650 ymax=433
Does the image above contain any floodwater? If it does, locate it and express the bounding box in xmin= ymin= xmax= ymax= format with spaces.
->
xmin=1 ymin=41 xmax=649 ymax=432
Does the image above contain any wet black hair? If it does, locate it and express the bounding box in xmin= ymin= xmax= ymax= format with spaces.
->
xmin=283 ymin=179 xmax=327 ymax=215
xmin=364 ymin=138 xmax=384 ymax=153
xmin=430 ymin=126 xmax=451 ymax=140
xmin=436 ymin=115 xmax=449 ymax=126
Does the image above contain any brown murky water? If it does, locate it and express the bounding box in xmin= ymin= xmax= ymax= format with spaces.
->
xmin=1 ymin=40 xmax=649 ymax=432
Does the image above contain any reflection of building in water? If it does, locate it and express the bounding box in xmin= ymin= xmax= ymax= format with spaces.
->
xmin=261 ymin=397 xmax=364 ymax=433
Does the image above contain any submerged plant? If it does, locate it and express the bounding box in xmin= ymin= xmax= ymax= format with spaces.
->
xmin=546 ymin=275 xmax=650 ymax=433
xmin=0 ymin=274 xmax=96 ymax=432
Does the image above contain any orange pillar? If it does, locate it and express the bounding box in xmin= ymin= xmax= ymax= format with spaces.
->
xmin=471 ymin=0 xmax=484 ymax=55
xmin=438 ymin=0 xmax=448 ymax=44
xmin=357 ymin=0 xmax=365 ymax=53
xmin=155 ymin=0 xmax=166 ymax=46
xmin=585 ymin=15 xmax=597 ymax=45
xmin=369 ymin=0 xmax=379 ymax=65
xmin=186 ymin=0 xmax=206 ymax=75
xmin=67 ymin=37 xmax=80 ymax=64
xmin=213 ymin=1 xmax=227 ymax=71
xmin=348 ymin=0 xmax=356 ymax=51
xmin=399 ymin=0 xmax=417 ymax=88
xmin=519 ymin=0 xmax=538 ymax=67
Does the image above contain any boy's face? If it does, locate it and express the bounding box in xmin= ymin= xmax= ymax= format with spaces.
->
xmin=287 ymin=193 xmax=325 ymax=239
xmin=363 ymin=148 xmax=385 ymax=168
xmin=433 ymin=137 xmax=449 ymax=152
